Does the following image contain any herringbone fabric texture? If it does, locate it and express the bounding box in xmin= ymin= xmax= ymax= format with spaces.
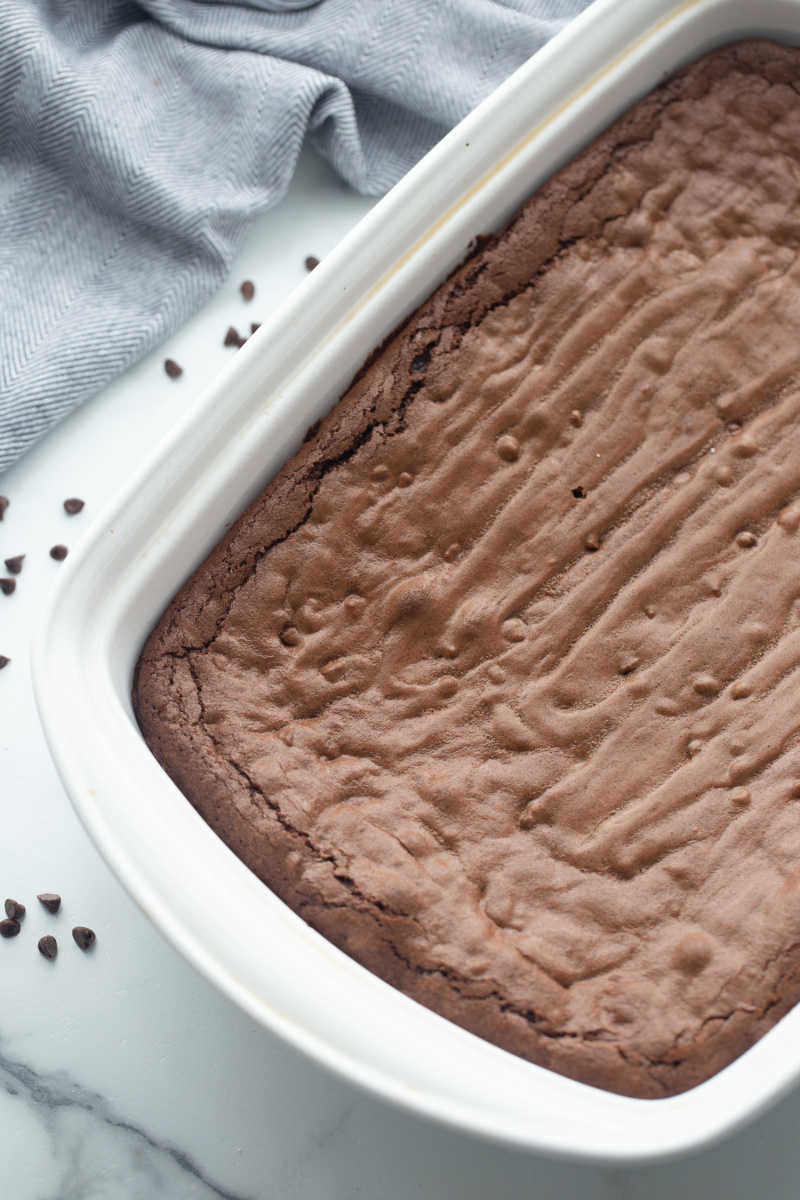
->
xmin=0 ymin=0 xmax=590 ymax=471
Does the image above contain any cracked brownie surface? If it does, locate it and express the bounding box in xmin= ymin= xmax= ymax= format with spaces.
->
xmin=135 ymin=41 xmax=800 ymax=1097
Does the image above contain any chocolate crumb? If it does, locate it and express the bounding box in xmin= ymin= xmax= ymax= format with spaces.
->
xmin=224 ymin=326 xmax=245 ymax=348
xmin=5 ymin=555 xmax=24 ymax=574
xmin=250 ymin=323 xmax=261 ymax=335
xmin=241 ymin=280 xmax=255 ymax=301
xmin=37 ymin=893 xmax=61 ymax=913
xmin=72 ymin=926 xmax=96 ymax=951
xmin=50 ymin=545 xmax=68 ymax=561
xmin=305 ymin=255 xmax=320 ymax=272
xmin=4 ymin=899 xmax=25 ymax=920
xmin=0 ymin=918 xmax=20 ymax=938
xmin=38 ymin=935 xmax=57 ymax=959
xmin=0 ymin=497 xmax=8 ymax=520
xmin=0 ymin=656 xmax=9 ymax=669
xmin=164 ymin=359 xmax=183 ymax=379
xmin=0 ymin=579 xmax=15 ymax=596
xmin=64 ymin=498 xmax=85 ymax=515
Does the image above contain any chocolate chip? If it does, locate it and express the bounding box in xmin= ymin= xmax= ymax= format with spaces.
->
xmin=50 ymin=545 xmax=68 ymax=561
xmin=250 ymin=323 xmax=261 ymax=335
xmin=572 ymin=485 xmax=586 ymax=499
xmin=0 ymin=918 xmax=20 ymax=938
xmin=38 ymin=935 xmax=57 ymax=959
xmin=305 ymin=256 xmax=320 ymax=272
xmin=736 ymin=531 xmax=757 ymax=548
xmin=37 ymin=893 xmax=61 ymax=913
xmin=63 ymin=498 xmax=85 ymax=515
xmin=0 ymin=579 xmax=15 ymax=596
xmin=0 ymin=656 xmax=9 ymax=670
xmin=0 ymin=497 xmax=8 ymax=520
xmin=72 ymin=926 xmax=96 ymax=951
xmin=4 ymin=899 xmax=25 ymax=920
xmin=224 ymin=326 xmax=245 ymax=348
xmin=496 ymin=434 xmax=520 ymax=462
xmin=240 ymin=280 xmax=255 ymax=301
xmin=4 ymin=555 xmax=24 ymax=574
xmin=164 ymin=359 xmax=183 ymax=379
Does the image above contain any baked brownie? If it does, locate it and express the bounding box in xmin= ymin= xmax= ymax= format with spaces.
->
xmin=135 ymin=41 xmax=800 ymax=1098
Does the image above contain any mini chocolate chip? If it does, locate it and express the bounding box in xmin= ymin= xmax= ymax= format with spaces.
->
xmin=496 ymin=434 xmax=520 ymax=462
xmin=0 ymin=656 xmax=9 ymax=669
xmin=72 ymin=926 xmax=96 ymax=951
xmin=240 ymin=280 xmax=255 ymax=301
xmin=0 ymin=496 xmax=8 ymax=520
xmin=224 ymin=326 xmax=245 ymax=348
xmin=63 ymin=498 xmax=85 ymax=515
xmin=4 ymin=899 xmax=25 ymax=920
xmin=0 ymin=918 xmax=20 ymax=938
xmin=305 ymin=255 xmax=320 ymax=272
xmin=0 ymin=579 xmax=15 ymax=596
xmin=5 ymin=555 xmax=24 ymax=574
xmin=164 ymin=359 xmax=183 ymax=379
xmin=37 ymin=893 xmax=61 ymax=913
xmin=572 ymin=485 xmax=586 ymax=499
xmin=250 ymin=323 xmax=261 ymax=335
xmin=50 ymin=545 xmax=68 ymax=561
xmin=38 ymin=935 xmax=57 ymax=959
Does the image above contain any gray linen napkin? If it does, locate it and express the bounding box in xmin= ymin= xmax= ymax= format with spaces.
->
xmin=0 ymin=0 xmax=591 ymax=472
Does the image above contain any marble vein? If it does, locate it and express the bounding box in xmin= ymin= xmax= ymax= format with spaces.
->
xmin=0 ymin=1039 xmax=254 ymax=1200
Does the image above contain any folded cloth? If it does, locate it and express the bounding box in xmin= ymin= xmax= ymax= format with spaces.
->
xmin=0 ymin=0 xmax=592 ymax=472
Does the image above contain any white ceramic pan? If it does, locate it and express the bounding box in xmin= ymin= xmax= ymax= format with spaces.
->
xmin=33 ymin=0 xmax=800 ymax=1163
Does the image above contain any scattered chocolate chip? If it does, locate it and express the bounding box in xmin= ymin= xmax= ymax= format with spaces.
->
xmin=736 ymin=531 xmax=758 ymax=548
xmin=63 ymin=498 xmax=85 ymax=515
xmin=50 ymin=545 xmax=68 ymax=561
xmin=224 ymin=326 xmax=245 ymax=348
xmin=37 ymin=893 xmax=61 ymax=913
xmin=38 ymin=935 xmax=57 ymax=959
xmin=0 ymin=656 xmax=9 ymax=669
xmin=164 ymin=358 xmax=183 ymax=379
xmin=5 ymin=555 xmax=24 ymax=574
xmin=0 ymin=496 xmax=8 ymax=520
xmin=569 ymin=410 xmax=583 ymax=427
xmin=584 ymin=532 xmax=601 ymax=551
xmin=305 ymin=255 xmax=320 ymax=272
xmin=250 ymin=323 xmax=261 ymax=335
xmin=240 ymin=280 xmax=255 ymax=301
xmin=0 ymin=579 xmax=15 ymax=596
xmin=0 ymin=918 xmax=20 ymax=938
xmin=4 ymin=899 xmax=25 ymax=920
xmin=572 ymin=485 xmax=586 ymax=499
xmin=72 ymin=926 xmax=96 ymax=951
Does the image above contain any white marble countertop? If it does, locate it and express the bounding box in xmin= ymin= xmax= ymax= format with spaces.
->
xmin=3 ymin=145 xmax=800 ymax=1200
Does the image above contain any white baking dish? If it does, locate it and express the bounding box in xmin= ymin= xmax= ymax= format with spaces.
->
xmin=33 ymin=0 xmax=800 ymax=1163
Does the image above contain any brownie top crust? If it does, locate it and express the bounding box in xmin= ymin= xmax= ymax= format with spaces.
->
xmin=135 ymin=40 xmax=800 ymax=1098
